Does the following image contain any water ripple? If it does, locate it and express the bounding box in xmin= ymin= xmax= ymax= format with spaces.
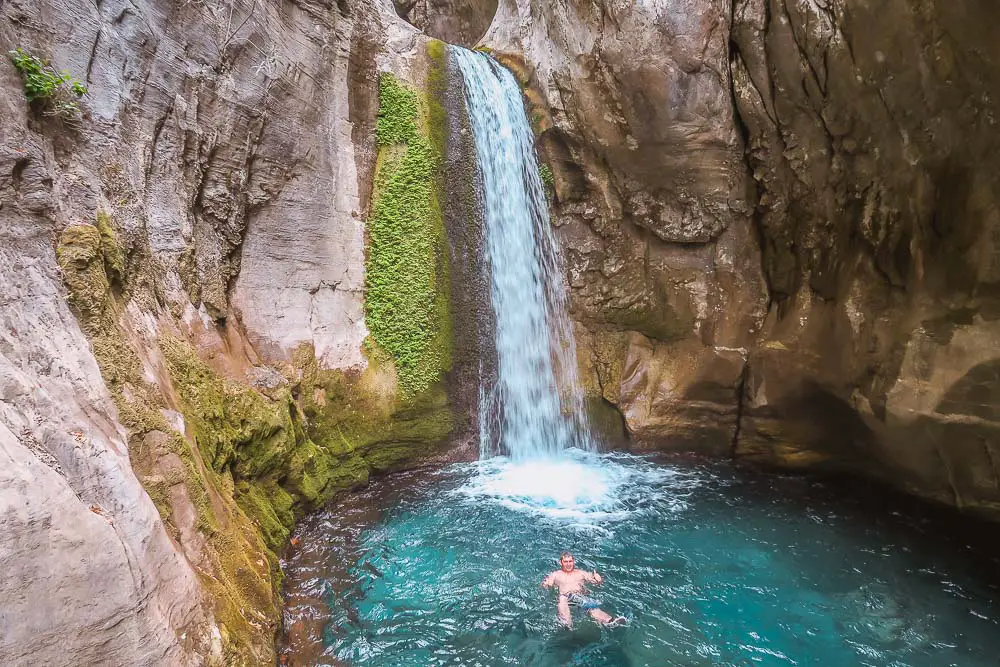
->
xmin=281 ymin=456 xmax=1000 ymax=667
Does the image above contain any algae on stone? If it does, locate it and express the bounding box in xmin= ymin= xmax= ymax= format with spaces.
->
xmin=365 ymin=70 xmax=452 ymax=396
xmin=52 ymin=61 xmax=459 ymax=667
xmin=56 ymin=222 xmax=280 ymax=664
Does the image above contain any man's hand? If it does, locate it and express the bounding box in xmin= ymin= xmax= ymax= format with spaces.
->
xmin=591 ymin=571 xmax=604 ymax=585
xmin=542 ymin=573 xmax=555 ymax=589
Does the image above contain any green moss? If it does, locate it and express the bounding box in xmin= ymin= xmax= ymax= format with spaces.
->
xmin=365 ymin=72 xmax=452 ymax=395
xmin=160 ymin=337 xmax=311 ymax=545
xmin=539 ymin=162 xmax=554 ymax=198
xmin=57 ymin=225 xmax=110 ymax=332
xmin=293 ymin=343 xmax=452 ymax=472
xmin=234 ymin=479 xmax=295 ymax=549
xmin=95 ymin=210 xmax=125 ymax=285
xmin=376 ymin=74 xmax=420 ymax=146
xmin=57 ymin=151 xmax=457 ymax=661
xmin=57 ymin=228 xmax=280 ymax=662
xmin=426 ymin=39 xmax=448 ymax=158
xmin=159 ymin=337 xmax=451 ymax=553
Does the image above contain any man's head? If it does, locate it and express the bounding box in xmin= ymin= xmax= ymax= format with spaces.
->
xmin=559 ymin=552 xmax=575 ymax=573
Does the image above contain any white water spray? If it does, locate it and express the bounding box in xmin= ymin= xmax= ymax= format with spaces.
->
xmin=452 ymin=48 xmax=593 ymax=461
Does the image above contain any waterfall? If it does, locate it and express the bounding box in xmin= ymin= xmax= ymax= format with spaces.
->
xmin=452 ymin=48 xmax=593 ymax=460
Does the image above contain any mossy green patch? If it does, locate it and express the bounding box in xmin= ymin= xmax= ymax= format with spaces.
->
xmin=376 ymin=73 xmax=420 ymax=146
xmin=160 ymin=336 xmax=312 ymax=549
xmin=56 ymin=138 xmax=458 ymax=660
xmin=426 ymin=39 xmax=448 ymax=158
xmin=539 ymin=162 xmax=554 ymax=198
xmin=57 ymin=224 xmax=110 ymax=332
xmin=95 ymin=210 xmax=125 ymax=286
xmin=365 ymin=71 xmax=452 ymax=395
xmin=161 ymin=337 xmax=452 ymax=555
xmin=56 ymin=225 xmax=279 ymax=663
xmin=291 ymin=343 xmax=453 ymax=469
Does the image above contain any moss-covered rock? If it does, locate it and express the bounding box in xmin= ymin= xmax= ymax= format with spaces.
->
xmin=57 ymin=224 xmax=110 ymax=332
xmin=539 ymin=162 xmax=554 ymax=198
xmin=57 ymin=223 xmax=280 ymax=663
xmin=53 ymin=62 xmax=458 ymax=667
xmin=95 ymin=210 xmax=125 ymax=286
xmin=365 ymin=71 xmax=452 ymax=396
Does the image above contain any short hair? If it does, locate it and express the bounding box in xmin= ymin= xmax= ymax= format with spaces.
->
xmin=560 ymin=552 xmax=573 ymax=560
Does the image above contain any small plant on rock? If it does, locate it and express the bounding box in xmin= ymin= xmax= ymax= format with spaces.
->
xmin=538 ymin=162 xmax=555 ymax=199
xmin=8 ymin=48 xmax=88 ymax=122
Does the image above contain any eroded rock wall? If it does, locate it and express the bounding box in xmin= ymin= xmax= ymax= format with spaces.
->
xmin=730 ymin=0 xmax=1000 ymax=515
xmin=1 ymin=0 xmax=457 ymax=663
xmin=482 ymin=0 xmax=1000 ymax=518
xmin=481 ymin=0 xmax=767 ymax=453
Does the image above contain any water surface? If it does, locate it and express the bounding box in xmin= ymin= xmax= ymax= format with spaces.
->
xmin=280 ymin=451 xmax=1000 ymax=666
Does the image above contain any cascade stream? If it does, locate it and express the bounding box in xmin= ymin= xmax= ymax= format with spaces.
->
xmin=452 ymin=48 xmax=593 ymax=461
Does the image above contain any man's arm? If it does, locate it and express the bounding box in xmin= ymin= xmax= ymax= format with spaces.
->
xmin=586 ymin=570 xmax=604 ymax=585
xmin=542 ymin=572 xmax=556 ymax=589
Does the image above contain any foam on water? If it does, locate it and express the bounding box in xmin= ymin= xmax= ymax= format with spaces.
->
xmin=455 ymin=450 xmax=691 ymax=522
xmin=282 ymin=459 xmax=1000 ymax=666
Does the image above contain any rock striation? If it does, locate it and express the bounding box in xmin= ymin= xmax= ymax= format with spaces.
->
xmin=1 ymin=0 xmax=459 ymax=663
xmin=482 ymin=0 xmax=1000 ymax=519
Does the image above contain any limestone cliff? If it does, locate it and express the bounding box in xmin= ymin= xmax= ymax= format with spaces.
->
xmin=392 ymin=0 xmax=497 ymax=47
xmin=1 ymin=0 xmax=458 ymax=663
xmin=5 ymin=0 xmax=1000 ymax=662
xmin=482 ymin=0 xmax=1000 ymax=519
xmin=730 ymin=0 xmax=1000 ymax=516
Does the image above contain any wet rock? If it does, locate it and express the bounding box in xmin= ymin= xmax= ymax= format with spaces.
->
xmin=484 ymin=0 xmax=1000 ymax=521
xmin=730 ymin=0 xmax=1000 ymax=517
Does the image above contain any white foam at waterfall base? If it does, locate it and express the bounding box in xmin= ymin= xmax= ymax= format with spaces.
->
xmin=453 ymin=450 xmax=695 ymax=523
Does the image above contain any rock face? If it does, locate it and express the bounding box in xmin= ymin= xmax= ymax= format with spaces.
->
xmin=729 ymin=0 xmax=1000 ymax=515
xmin=393 ymin=0 xmax=498 ymax=47
xmin=483 ymin=0 xmax=1000 ymax=519
xmin=0 ymin=241 xmax=206 ymax=664
xmin=5 ymin=0 xmax=1000 ymax=662
xmin=481 ymin=0 xmax=767 ymax=455
xmin=1 ymin=0 xmax=457 ymax=663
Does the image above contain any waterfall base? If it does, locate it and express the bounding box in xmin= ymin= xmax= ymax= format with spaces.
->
xmin=279 ymin=456 xmax=1000 ymax=666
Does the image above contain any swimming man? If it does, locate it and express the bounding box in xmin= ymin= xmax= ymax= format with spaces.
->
xmin=541 ymin=552 xmax=624 ymax=627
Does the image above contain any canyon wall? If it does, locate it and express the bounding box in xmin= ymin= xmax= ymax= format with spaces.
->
xmin=0 ymin=0 xmax=458 ymax=663
xmin=392 ymin=0 xmax=497 ymax=47
xmin=481 ymin=0 xmax=1000 ymax=518
xmin=5 ymin=0 xmax=1000 ymax=663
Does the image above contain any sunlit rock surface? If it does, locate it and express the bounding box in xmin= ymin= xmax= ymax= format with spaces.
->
xmin=0 ymin=0 xmax=454 ymax=663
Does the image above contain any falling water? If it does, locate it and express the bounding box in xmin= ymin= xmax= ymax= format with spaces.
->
xmin=452 ymin=48 xmax=592 ymax=460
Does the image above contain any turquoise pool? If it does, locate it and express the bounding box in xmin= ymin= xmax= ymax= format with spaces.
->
xmin=280 ymin=451 xmax=1000 ymax=666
